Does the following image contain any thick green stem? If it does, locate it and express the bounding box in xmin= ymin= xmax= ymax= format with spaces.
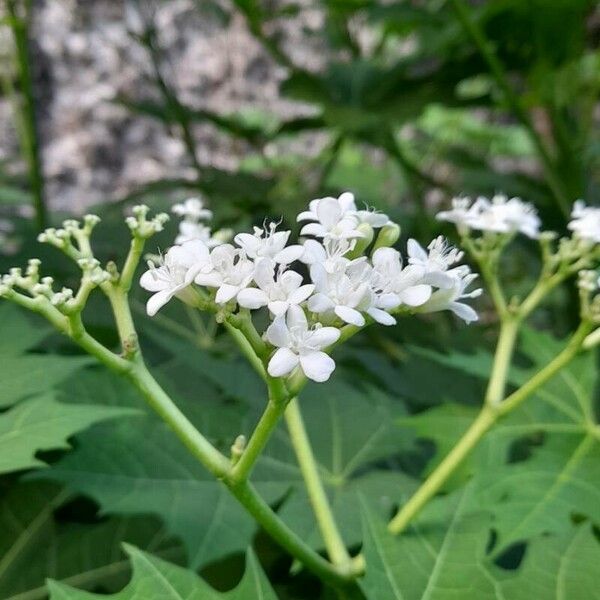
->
xmin=484 ymin=318 xmax=519 ymax=406
xmin=128 ymin=362 xmax=230 ymax=478
xmin=285 ymin=399 xmax=353 ymax=570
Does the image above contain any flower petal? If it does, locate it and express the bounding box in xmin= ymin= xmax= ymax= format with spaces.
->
xmin=215 ymin=284 xmax=240 ymax=304
xmin=449 ymin=301 xmax=479 ymax=323
xmin=140 ymin=269 xmax=166 ymax=292
xmin=287 ymin=304 xmax=308 ymax=330
xmin=334 ymin=305 xmax=365 ymax=327
xmin=268 ymin=301 xmax=290 ymax=316
xmin=308 ymin=293 xmax=335 ymax=313
xmin=316 ymin=198 xmax=342 ymax=228
xmin=308 ymin=326 xmax=340 ymax=349
xmin=268 ymin=347 xmax=299 ymax=377
xmin=300 ymin=223 xmax=327 ymax=238
xmin=146 ymin=289 xmax=175 ymax=316
xmin=367 ymin=307 xmax=396 ymax=326
xmin=299 ymin=351 xmax=336 ymax=383
xmin=288 ymin=284 xmax=315 ymax=305
xmin=400 ymin=284 xmax=432 ymax=307
xmin=274 ymin=245 xmax=305 ymax=265
xmin=265 ymin=316 xmax=291 ymax=347
xmin=407 ymin=238 xmax=428 ymax=262
xmin=194 ymin=272 xmax=222 ymax=287
xmin=237 ymin=287 xmax=269 ymax=309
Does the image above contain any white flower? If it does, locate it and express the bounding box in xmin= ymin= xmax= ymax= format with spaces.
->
xmin=407 ymin=236 xmax=463 ymax=288
xmin=367 ymin=248 xmax=432 ymax=325
xmin=568 ymin=201 xmax=600 ymax=243
xmin=140 ymin=240 xmax=210 ymax=316
xmin=416 ymin=266 xmax=482 ymax=323
xmin=300 ymin=238 xmax=355 ymax=273
xmin=194 ymin=244 xmax=255 ymax=304
xmin=234 ymin=222 xmax=304 ymax=264
xmin=437 ymin=194 xmax=540 ymax=239
xmin=308 ymin=259 xmax=373 ymax=326
xmin=172 ymin=197 xmax=213 ymax=221
xmin=237 ymin=259 xmax=315 ymax=316
xmin=298 ymin=194 xmax=363 ymax=240
xmin=265 ymin=305 xmax=340 ymax=382
xmin=175 ymin=221 xmax=230 ymax=247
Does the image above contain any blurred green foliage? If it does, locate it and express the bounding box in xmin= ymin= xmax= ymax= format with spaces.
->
xmin=0 ymin=1 xmax=599 ymax=598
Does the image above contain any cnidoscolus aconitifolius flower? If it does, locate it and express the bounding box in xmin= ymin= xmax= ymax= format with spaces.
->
xmin=568 ymin=201 xmax=600 ymax=244
xmin=137 ymin=191 xmax=483 ymax=382
xmin=437 ymin=193 xmax=541 ymax=239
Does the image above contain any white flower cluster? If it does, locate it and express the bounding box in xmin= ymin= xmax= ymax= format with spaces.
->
xmin=141 ymin=193 xmax=480 ymax=383
xmin=568 ymin=201 xmax=600 ymax=244
xmin=437 ymin=193 xmax=541 ymax=239
xmin=172 ymin=196 xmax=232 ymax=247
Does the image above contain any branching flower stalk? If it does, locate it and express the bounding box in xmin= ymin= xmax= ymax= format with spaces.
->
xmin=388 ymin=196 xmax=600 ymax=535
xmin=2 ymin=191 xmax=600 ymax=588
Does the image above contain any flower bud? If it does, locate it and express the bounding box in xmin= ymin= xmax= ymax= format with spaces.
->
xmin=346 ymin=223 xmax=374 ymax=259
xmin=372 ymin=222 xmax=401 ymax=252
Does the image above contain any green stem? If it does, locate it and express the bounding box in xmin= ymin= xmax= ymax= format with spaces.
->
xmin=388 ymin=405 xmax=497 ymax=535
xmin=127 ymin=362 xmax=230 ymax=478
xmin=449 ymin=0 xmax=569 ymax=216
xmin=484 ymin=317 xmax=519 ymax=406
xmin=228 ymin=480 xmax=353 ymax=588
xmin=230 ymin=397 xmax=287 ymax=483
xmin=388 ymin=321 xmax=591 ymax=535
xmin=102 ymin=285 xmax=139 ymax=358
xmin=285 ymin=398 xmax=352 ymax=570
xmin=120 ymin=236 xmax=145 ymax=293
xmin=6 ymin=0 xmax=46 ymax=229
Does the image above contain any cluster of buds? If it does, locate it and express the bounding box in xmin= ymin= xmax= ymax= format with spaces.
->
xmin=578 ymin=270 xmax=600 ymax=324
xmin=126 ymin=204 xmax=169 ymax=239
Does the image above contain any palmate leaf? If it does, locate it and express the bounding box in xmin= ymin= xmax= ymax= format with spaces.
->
xmin=0 ymin=482 xmax=184 ymax=600
xmin=401 ymin=327 xmax=600 ymax=553
xmin=359 ymin=487 xmax=600 ymax=600
xmin=0 ymin=394 xmax=137 ymax=475
xmin=32 ymin=416 xmax=269 ymax=570
xmin=0 ymin=305 xmax=91 ymax=408
xmin=47 ymin=546 xmax=277 ymax=600
xmin=359 ymin=487 xmax=503 ymax=600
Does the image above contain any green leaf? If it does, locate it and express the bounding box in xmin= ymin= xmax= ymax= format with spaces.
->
xmin=47 ymin=546 xmax=277 ymax=600
xmin=359 ymin=487 xmax=503 ymax=600
xmin=501 ymin=524 xmax=600 ymax=600
xmin=359 ymin=488 xmax=600 ymax=600
xmin=32 ymin=416 xmax=271 ymax=570
xmin=404 ymin=327 xmax=600 ymax=554
xmin=0 ymin=394 xmax=137 ymax=475
xmin=0 ymin=482 xmax=184 ymax=600
xmin=0 ymin=305 xmax=92 ymax=408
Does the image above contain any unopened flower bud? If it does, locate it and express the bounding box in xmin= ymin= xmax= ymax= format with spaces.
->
xmin=347 ymin=223 xmax=374 ymax=258
xmin=372 ymin=222 xmax=401 ymax=252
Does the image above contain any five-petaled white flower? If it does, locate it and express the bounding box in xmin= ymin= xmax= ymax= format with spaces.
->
xmin=175 ymin=221 xmax=228 ymax=247
xmin=308 ymin=259 xmax=372 ymax=326
xmin=238 ymin=259 xmax=315 ymax=316
xmin=298 ymin=195 xmax=363 ymax=240
xmin=407 ymin=236 xmax=463 ymax=288
xmin=172 ymin=197 xmax=213 ymax=221
xmin=194 ymin=244 xmax=255 ymax=304
xmin=265 ymin=306 xmax=340 ymax=382
xmin=568 ymin=201 xmax=600 ymax=243
xmin=234 ymin=222 xmax=304 ymax=264
xmin=370 ymin=247 xmax=432 ymax=309
xmin=416 ymin=266 xmax=482 ymax=323
xmin=140 ymin=240 xmax=209 ymax=316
